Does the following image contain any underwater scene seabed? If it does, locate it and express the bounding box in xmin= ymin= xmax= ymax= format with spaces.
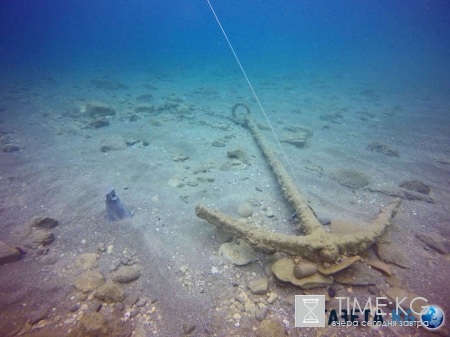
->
xmin=0 ymin=1 xmax=449 ymax=336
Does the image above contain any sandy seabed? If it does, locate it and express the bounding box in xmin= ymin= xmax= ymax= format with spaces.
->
xmin=0 ymin=65 xmax=449 ymax=336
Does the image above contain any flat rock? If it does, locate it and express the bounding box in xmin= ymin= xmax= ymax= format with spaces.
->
xmin=29 ymin=216 xmax=58 ymax=229
xmin=112 ymin=266 xmax=141 ymax=283
xmin=329 ymin=168 xmax=370 ymax=189
xmin=94 ymin=281 xmax=125 ymax=303
xmin=375 ymin=242 xmax=411 ymax=268
xmin=0 ymin=240 xmax=23 ymax=265
xmin=416 ymin=232 xmax=449 ymax=254
xmin=219 ymin=239 xmax=256 ymax=266
xmin=271 ymin=257 xmax=295 ymax=282
xmin=317 ymin=256 xmax=361 ymax=275
xmin=291 ymin=272 xmax=333 ymax=289
xmin=367 ymin=259 xmax=392 ymax=275
xmin=399 ymin=180 xmax=431 ymax=195
xmin=248 ymin=278 xmax=269 ymax=295
xmin=334 ymin=262 xmax=383 ymax=285
xmin=227 ymin=148 xmax=250 ymax=165
xmin=74 ymin=270 xmax=105 ymax=293
xmin=100 ymin=135 xmax=126 ymax=152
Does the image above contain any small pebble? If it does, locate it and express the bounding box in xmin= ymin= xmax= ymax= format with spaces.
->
xmin=130 ymin=308 xmax=140 ymax=318
xmin=182 ymin=322 xmax=196 ymax=335
xmin=136 ymin=299 xmax=147 ymax=307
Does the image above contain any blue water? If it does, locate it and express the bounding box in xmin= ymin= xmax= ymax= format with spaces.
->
xmin=1 ymin=0 xmax=449 ymax=91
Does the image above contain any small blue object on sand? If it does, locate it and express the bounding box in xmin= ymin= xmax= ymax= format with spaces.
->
xmin=105 ymin=188 xmax=133 ymax=221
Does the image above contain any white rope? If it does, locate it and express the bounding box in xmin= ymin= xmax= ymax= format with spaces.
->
xmin=206 ymin=0 xmax=301 ymax=188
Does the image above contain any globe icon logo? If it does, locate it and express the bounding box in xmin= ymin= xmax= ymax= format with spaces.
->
xmin=421 ymin=305 xmax=444 ymax=330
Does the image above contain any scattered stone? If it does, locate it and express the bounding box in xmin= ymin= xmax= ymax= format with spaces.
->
xmin=3 ymin=144 xmax=20 ymax=152
xmin=416 ymin=232 xmax=449 ymax=254
xmin=367 ymin=141 xmax=399 ymax=157
xmin=112 ymin=265 xmax=141 ymax=283
xmin=267 ymin=292 xmax=278 ymax=304
xmin=237 ymin=203 xmax=253 ymax=218
xmin=328 ymin=286 xmax=337 ymax=298
xmin=130 ymin=308 xmax=140 ymax=319
xmin=114 ymin=302 xmax=124 ymax=311
xmin=317 ymin=256 xmax=361 ymax=276
xmin=367 ymin=286 xmax=379 ymax=296
xmin=211 ymin=140 xmax=226 ymax=147
xmin=399 ymin=181 xmax=431 ymax=195
xmin=220 ymin=159 xmax=246 ymax=171
xmin=319 ymin=113 xmax=343 ymax=124
xmin=86 ymin=101 xmax=116 ymax=117
xmin=182 ymin=322 xmax=196 ymax=335
xmin=227 ymin=148 xmax=250 ymax=165
xmin=70 ymin=312 xmax=108 ymax=336
xmin=248 ymin=278 xmax=269 ymax=295
xmin=135 ymin=105 xmax=155 ymax=114
xmin=100 ymin=135 xmax=126 ymax=152
xmin=293 ymin=261 xmax=317 ymax=278
xmin=192 ymin=164 xmax=209 ymax=174
xmin=74 ymin=270 xmax=105 ymax=293
xmin=271 ymin=257 xmax=333 ymax=289
xmin=97 ymin=243 xmax=106 ymax=253
xmin=0 ymin=240 xmax=23 ymax=265
xmin=281 ymin=125 xmax=313 ymax=148
xmin=219 ymin=239 xmax=257 ymax=266
xmin=94 ymin=281 xmax=125 ymax=303
xmin=375 ymin=243 xmax=411 ymax=268
xmin=91 ymin=117 xmax=110 ymax=128
xmin=29 ymin=216 xmax=58 ymax=229
xmin=255 ymin=307 xmax=268 ymax=321
xmin=367 ymin=259 xmax=392 ymax=275
xmin=24 ymin=228 xmax=54 ymax=248
xmin=173 ymin=154 xmax=189 ymax=162
xmin=334 ymin=262 xmax=383 ymax=285
xmin=329 ymin=168 xmax=370 ymax=189
xmin=136 ymin=298 xmax=147 ymax=307
xmin=69 ymin=304 xmax=80 ymax=313
xmin=256 ymin=319 xmax=286 ymax=337
xmin=76 ymin=253 xmax=98 ymax=270
xmin=265 ymin=208 xmax=276 ymax=218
